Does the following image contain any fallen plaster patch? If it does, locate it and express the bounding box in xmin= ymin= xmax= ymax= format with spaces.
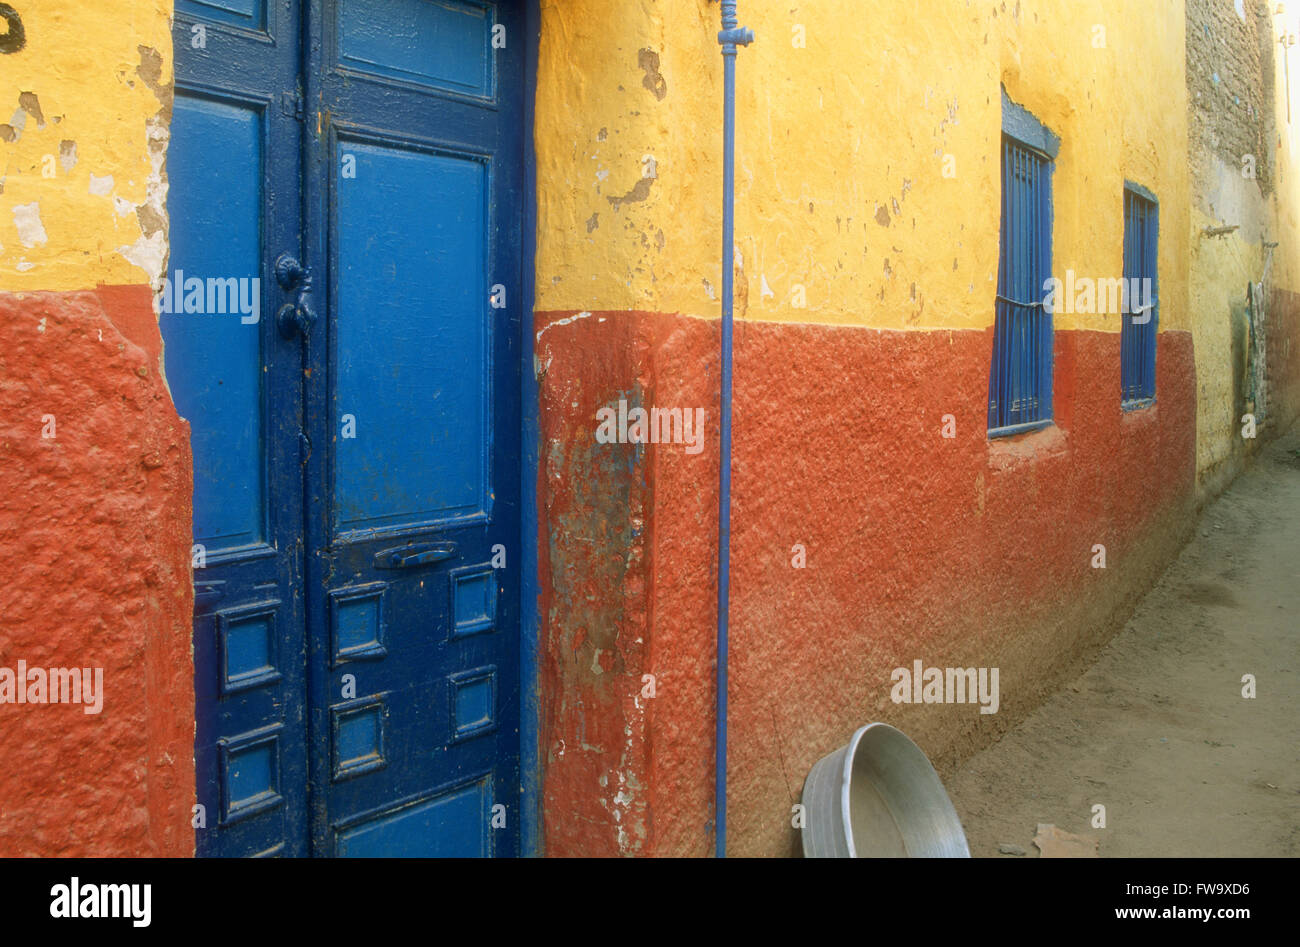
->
xmin=18 ymin=91 xmax=45 ymax=127
xmin=12 ymin=202 xmax=48 ymax=247
xmin=0 ymin=105 xmax=25 ymax=142
xmin=607 ymin=170 xmax=655 ymax=210
xmin=58 ymin=140 xmax=77 ymax=172
xmin=88 ymin=173 xmax=114 ymax=196
xmin=123 ymin=114 xmax=170 ymax=284
xmin=136 ymin=46 xmax=167 ymax=102
xmin=638 ymin=48 xmax=668 ymax=101
xmin=1033 ymin=823 xmax=1100 ymax=858
xmin=117 ymin=230 xmax=166 ymax=283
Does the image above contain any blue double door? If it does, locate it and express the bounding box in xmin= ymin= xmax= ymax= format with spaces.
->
xmin=164 ymin=0 xmax=525 ymax=857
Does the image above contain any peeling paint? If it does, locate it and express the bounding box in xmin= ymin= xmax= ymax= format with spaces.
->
xmin=18 ymin=92 xmax=44 ymax=127
xmin=607 ymin=174 xmax=653 ymax=211
xmin=637 ymin=48 xmax=667 ymax=101
xmin=117 ymin=230 xmax=166 ymax=284
xmin=12 ymin=202 xmax=47 ymax=247
xmin=135 ymin=46 xmax=167 ymax=103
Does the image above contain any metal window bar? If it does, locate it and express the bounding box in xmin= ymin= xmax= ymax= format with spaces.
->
xmin=989 ymin=137 xmax=1053 ymax=434
xmin=1121 ymin=188 xmax=1158 ymax=405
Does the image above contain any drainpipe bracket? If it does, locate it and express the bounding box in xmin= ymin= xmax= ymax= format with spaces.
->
xmin=717 ymin=27 xmax=754 ymax=49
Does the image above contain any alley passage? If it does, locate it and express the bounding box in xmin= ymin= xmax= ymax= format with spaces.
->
xmin=948 ymin=425 xmax=1300 ymax=857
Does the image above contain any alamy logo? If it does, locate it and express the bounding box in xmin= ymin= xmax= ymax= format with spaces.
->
xmin=156 ymin=270 xmax=260 ymax=324
xmin=595 ymin=399 xmax=706 ymax=455
xmin=1042 ymin=270 xmax=1154 ymax=322
xmin=0 ymin=661 xmax=104 ymax=714
xmin=890 ymin=660 xmax=999 ymax=714
xmin=50 ymin=878 xmax=150 ymax=927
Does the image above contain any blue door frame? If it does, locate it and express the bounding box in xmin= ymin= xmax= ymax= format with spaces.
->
xmin=518 ymin=0 xmax=542 ymax=859
xmin=171 ymin=0 xmax=542 ymax=857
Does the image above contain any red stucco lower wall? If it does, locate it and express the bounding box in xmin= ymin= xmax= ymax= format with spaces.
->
xmin=0 ymin=287 xmax=194 ymax=857
xmin=1267 ymin=288 xmax=1300 ymax=431
xmin=537 ymin=310 xmax=1197 ymax=857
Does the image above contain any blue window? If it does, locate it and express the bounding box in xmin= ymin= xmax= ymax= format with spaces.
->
xmin=1121 ymin=184 xmax=1158 ymax=406
xmin=989 ymin=92 xmax=1059 ymax=437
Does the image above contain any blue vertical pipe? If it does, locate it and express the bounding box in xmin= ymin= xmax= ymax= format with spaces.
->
xmin=715 ymin=0 xmax=752 ymax=860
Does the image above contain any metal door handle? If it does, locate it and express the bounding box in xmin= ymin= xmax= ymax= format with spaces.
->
xmin=275 ymin=253 xmax=316 ymax=339
xmin=374 ymin=542 xmax=458 ymax=569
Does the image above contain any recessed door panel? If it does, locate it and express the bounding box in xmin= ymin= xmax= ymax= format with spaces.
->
xmin=165 ymin=96 xmax=266 ymax=552
xmin=337 ymin=0 xmax=495 ymax=97
xmin=332 ymin=141 xmax=490 ymax=534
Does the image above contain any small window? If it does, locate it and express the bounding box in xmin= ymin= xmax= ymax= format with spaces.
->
xmin=989 ymin=93 xmax=1059 ymax=437
xmin=1121 ymin=184 xmax=1158 ymax=407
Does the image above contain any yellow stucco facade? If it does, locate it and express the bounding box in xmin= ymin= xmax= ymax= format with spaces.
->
xmin=1188 ymin=3 xmax=1300 ymax=486
xmin=534 ymin=0 xmax=1192 ymax=337
xmin=0 ymin=0 xmax=171 ymax=291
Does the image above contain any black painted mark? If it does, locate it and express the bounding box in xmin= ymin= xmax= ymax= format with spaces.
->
xmin=0 ymin=4 xmax=24 ymax=54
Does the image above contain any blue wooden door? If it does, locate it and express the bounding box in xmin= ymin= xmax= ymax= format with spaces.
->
xmin=166 ymin=0 xmax=311 ymax=858
xmin=304 ymin=0 xmax=524 ymax=858
xmin=168 ymin=0 xmax=524 ymax=857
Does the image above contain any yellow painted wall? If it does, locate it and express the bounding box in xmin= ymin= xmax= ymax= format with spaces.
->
xmin=1188 ymin=6 xmax=1300 ymax=486
xmin=1189 ymin=198 xmax=1268 ymax=481
xmin=0 ymin=0 xmax=171 ymax=291
xmin=535 ymin=0 xmax=1190 ymax=338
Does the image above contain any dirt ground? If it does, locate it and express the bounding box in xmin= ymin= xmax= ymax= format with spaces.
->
xmin=946 ymin=423 xmax=1300 ymax=858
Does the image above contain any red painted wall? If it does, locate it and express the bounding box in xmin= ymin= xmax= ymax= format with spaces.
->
xmin=1267 ymin=289 xmax=1300 ymax=431
xmin=0 ymin=287 xmax=194 ymax=857
xmin=537 ymin=309 xmax=1197 ymax=856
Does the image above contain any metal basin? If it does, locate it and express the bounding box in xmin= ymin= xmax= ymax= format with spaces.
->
xmin=800 ymin=722 xmax=970 ymax=857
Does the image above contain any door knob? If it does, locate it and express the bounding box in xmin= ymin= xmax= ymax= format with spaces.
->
xmin=274 ymin=253 xmax=316 ymax=339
